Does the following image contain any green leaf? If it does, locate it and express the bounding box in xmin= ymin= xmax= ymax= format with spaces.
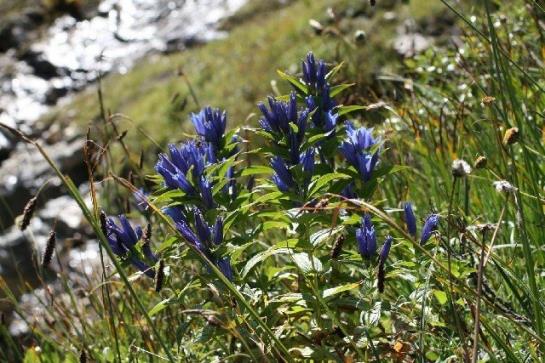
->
xmin=302 ymin=132 xmax=330 ymax=149
xmin=337 ymin=105 xmax=366 ymax=117
xmin=241 ymin=165 xmax=274 ymax=176
xmin=326 ymin=61 xmax=344 ymax=80
xmin=292 ymin=253 xmax=323 ymax=273
xmin=241 ymin=239 xmax=297 ymax=277
xmin=329 ymin=83 xmax=355 ymax=97
xmin=367 ymin=301 xmax=382 ymax=326
xmin=310 ymin=226 xmax=344 ymax=247
xmin=149 ymin=298 xmax=172 ymax=317
xmin=240 ymin=191 xmax=284 ymax=212
xmin=277 ymin=70 xmax=308 ymax=94
xmin=322 ymin=282 xmax=361 ymax=299
xmin=308 ymin=172 xmax=351 ymax=197
xmin=433 ymin=290 xmax=448 ymax=305
xmin=264 ymin=220 xmax=291 ymax=231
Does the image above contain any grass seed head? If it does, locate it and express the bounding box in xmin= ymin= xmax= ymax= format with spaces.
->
xmin=20 ymin=196 xmax=37 ymax=231
xmin=503 ymin=127 xmax=519 ymax=146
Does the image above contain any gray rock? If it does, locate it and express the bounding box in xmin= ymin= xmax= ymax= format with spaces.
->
xmin=0 ymin=134 xmax=85 ymax=231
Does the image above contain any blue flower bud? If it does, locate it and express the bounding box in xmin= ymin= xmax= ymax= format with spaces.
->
xmin=403 ymin=202 xmax=417 ymax=237
xmin=356 ymin=214 xmax=377 ymax=258
xmin=421 ymin=214 xmax=440 ymax=245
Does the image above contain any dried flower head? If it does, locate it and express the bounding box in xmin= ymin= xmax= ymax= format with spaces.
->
xmin=155 ymin=259 xmax=165 ymax=292
xmin=42 ymin=231 xmax=56 ymax=267
xmin=481 ymin=96 xmax=495 ymax=105
xmin=493 ymin=180 xmax=517 ymax=194
xmin=503 ymin=127 xmax=519 ymax=146
xmin=20 ymin=196 xmax=37 ymax=231
xmin=474 ymin=223 xmax=496 ymax=233
xmin=354 ymin=30 xmax=367 ymax=43
xmin=331 ymin=235 xmax=345 ymax=259
xmin=451 ymin=159 xmax=472 ymax=178
xmin=474 ymin=155 xmax=487 ymax=169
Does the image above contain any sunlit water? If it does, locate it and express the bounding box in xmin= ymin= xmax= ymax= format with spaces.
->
xmin=0 ymin=0 xmax=246 ymax=135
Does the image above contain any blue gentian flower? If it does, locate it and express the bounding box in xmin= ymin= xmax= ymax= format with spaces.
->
xmin=155 ymin=141 xmax=216 ymax=208
xmin=302 ymin=52 xmax=327 ymax=90
xmin=341 ymin=183 xmax=357 ymax=199
xmin=175 ymin=219 xmax=207 ymax=253
xmin=104 ymin=215 xmax=155 ymax=278
xmin=133 ymin=188 xmax=149 ymax=211
xmin=380 ymin=236 xmax=393 ymax=262
xmin=197 ymin=176 xmax=215 ymax=209
xmin=271 ymin=156 xmax=295 ymax=192
xmin=356 ymin=214 xmax=377 ymax=258
xmin=421 ymin=214 xmax=440 ymax=245
xmin=323 ymin=110 xmax=338 ymax=133
xmin=194 ymin=210 xmax=212 ymax=247
xmin=168 ymin=210 xmax=233 ymax=280
xmin=191 ymin=107 xmax=227 ymax=150
xmin=225 ymin=166 xmax=237 ymax=198
xmin=301 ymin=148 xmax=315 ymax=176
xmin=258 ymin=92 xmax=309 ymax=139
xmin=216 ymin=257 xmax=234 ymax=281
xmin=163 ymin=206 xmax=187 ymax=224
xmin=403 ymin=202 xmax=417 ymax=238
xmin=340 ymin=123 xmax=379 ymax=182
xmin=213 ymin=217 xmax=223 ymax=246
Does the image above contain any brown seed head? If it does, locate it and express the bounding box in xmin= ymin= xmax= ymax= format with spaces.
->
xmin=474 ymin=155 xmax=487 ymax=169
xmin=155 ymin=259 xmax=165 ymax=293
xmin=20 ymin=196 xmax=37 ymax=231
xmin=331 ymin=235 xmax=345 ymax=259
xmin=42 ymin=231 xmax=56 ymax=267
xmin=503 ymin=127 xmax=519 ymax=146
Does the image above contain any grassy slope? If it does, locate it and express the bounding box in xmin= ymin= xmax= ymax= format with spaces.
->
xmin=48 ymin=0 xmax=442 ymax=150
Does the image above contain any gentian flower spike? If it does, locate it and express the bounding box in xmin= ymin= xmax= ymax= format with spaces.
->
xmin=301 ymin=148 xmax=316 ymax=176
xmin=104 ymin=215 xmax=155 ymax=278
xmin=380 ymin=235 xmax=393 ymax=263
xmin=133 ymin=188 xmax=149 ymax=212
xmin=356 ymin=214 xmax=377 ymax=258
xmin=191 ymin=106 xmax=227 ymax=150
xmin=340 ymin=123 xmax=379 ymax=182
xmin=217 ymin=257 xmax=234 ymax=281
xmin=213 ymin=217 xmax=223 ymax=246
xmin=420 ymin=214 xmax=440 ymax=245
xmin=271 ymin=156 xmax=295 ymax=192
xmin=194 ymin=210 xmax=212 ymax=247
xmin=302 ymin=52 xmax=327 ymax=90
xmin=403 ymin=202 xmax=417 ymax=238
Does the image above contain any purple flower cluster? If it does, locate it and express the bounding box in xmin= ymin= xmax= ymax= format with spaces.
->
xmin=340 ymin=123 xmax=379 ymax=182
xmin=104 ymin=215 xmax=157 ymax=278
xmin=155 ymin=141 xmax=215 ymax=208
xmin=356 ymin=214 xmax=391 ymax=262
xmin=191 ymin=106 xmax=227 ymax=151
xmin=168 ymin=207 xmax=233 ymax=280
xmin=302 ymin=52 xmax=336 ymax=133
xmin=259 ymin=92 xmax=316 ymax=194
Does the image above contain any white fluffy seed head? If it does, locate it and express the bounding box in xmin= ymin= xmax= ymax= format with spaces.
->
xmin=451 ymin=159 xmax=472 ymax=177
xmin=493 ymin=180 xmax=517 ymax=194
